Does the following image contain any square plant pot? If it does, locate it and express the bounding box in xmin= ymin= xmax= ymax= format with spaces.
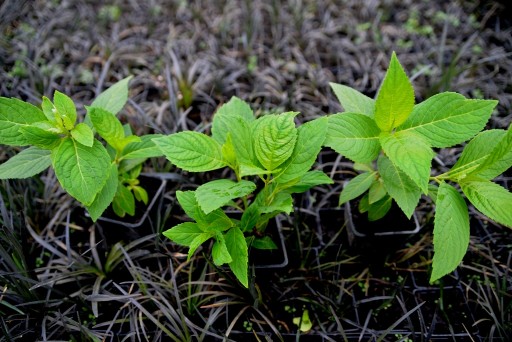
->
xmin=89 ymin=172 xmax=184 ymax=228
xmin=344 ymin=201 xmax=422 ymax=238
xmin=250 ymin=214 xmax=289 ymax=269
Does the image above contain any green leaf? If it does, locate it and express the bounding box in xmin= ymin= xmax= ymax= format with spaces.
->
xmin=204 ymin=217 xmax=234 ymax=232
xmin=275 ymin=117 xmax=328 ymax=184
xmin=176 ymin=190 xmax=232 ymax=230
xmin=41 ymin=96 xmax=56 ymax=122
xmin=20 ymin=125 xmax=61 ymax=149
xmin=188 ymin=232 xmax=215 ymax=260
xmin=91 ymin=76 xmax=132 ymax=115
xmin=460 ymin=179 xmax=512 ymax=228
xmin=121 ymin=134 xmax=164 ymax=160
xmin=211 ymin=97 xmax=255 ymax=164
xmin=176 ymin=190 xmax=207 ymax=223
xmin=88 ymin=107 xmax=125 ymax=150
xmin=132 ymin=185 xmax=148 ymax=204
xmin=225 ymin=227 xmax=249 ymax=288
xmin=293 ymin=309 xmax=313 ymax=333
xmin=367 ymin=195 xmax=392 ymax=221
xmin=329 ymin=82 xmax=375 ymax=116
xmin=368 ymin=178 xmax=387 ymax=204
xmin=374 ymin=52 xmax=415 ymax=132
xmin=430 ymin=182 xmax=470 ymax=283
xmin=283 ymin=170 xmax=333 ymax=193
xmin=240 ymin=202 xmax=261 ymax=232
xmin=253 ymin=113 xmax=298 ymax=171
xmin=195 ymin=179 xmax=256 ymax=214
xmin=358 ymin=193 xmax=370 ymax=213
xmin=153 ymin=132 xmax=226 ymax=172
xmin=0 ymin=97 xmax=47 ymax=146
xmin=324 ymin=113 xmax=380 ymax=163
xmin=446 ymin=130 xmax=504 ymax=181
xmin=70 ymin=123 xmax=94 ymax=147
xmin=338 ymin=171 xmax=377 ymax=205
xmin=212 ymin=234 xmax=232 ymax=265
xmin=53 ymin=90 xmax=77 ymax=130
xmin=473 ymin=126 xmax=512 ymax=180
xmin=51 ymin=138 xmax=111 ymax=206
xmin=0 ymin=147 xmax=51 ymax=179
xmin=221 ymin=133 xmax=238 ymax=169
xmin=85 ymin=163 xmax=118 ymax=221
xmin=380 ymin=131 xmax=433 ymax=193
xmin=260 ymin=192 xmax=293 ymax=214
xmin=163 ymin=222 xmax=205 ymax=246
xmin=377 ymin=155 xmax=421 ymax=218
xmin=113 ymin=183 xmax=135 ymax=216
xmin=398 ymin=92 xmax=497 ymax=148
xmin=250 ymin=236 xmax=278 ymax=250
xmin=239 ymin=163 xmax=273 ymax=177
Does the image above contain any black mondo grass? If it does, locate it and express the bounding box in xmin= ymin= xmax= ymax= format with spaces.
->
xmin=1 ymin=0 xmax=512 ymax=340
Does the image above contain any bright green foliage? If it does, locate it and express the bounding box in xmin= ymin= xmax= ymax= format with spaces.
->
xmin=86 ymin=163 xmax=118 ymax=222
xmin=431 ymin=182 xmax=470 ymax=282
xmin=338 ymin=171 xmax=377 ymax=205
xmin=325 ymin=51 xmax=509 ymax=284
xmin=211 ymin=97 xmax=255 ymax=165
xmin=153 ymin=131 xmax=226 ymax=172
xmin=447 ymin=130 xmax=503 ymax=181
xmin=325 ymin=113 xmax=380 ymax=163
xmin=253 ymin=113 xmax=298 ymax=171
xmin=293 ymin=309 xmax=313 ymax=333
xmin=212 ymin=234 xmax=232 ymax=265
xmin=225 ymin=227 xmax=249 ymax=288
xmin=460 ymin=180 xmax=512 ymax=228
xmin=53 ymin=91 xmax=77 ymax=129
xmin=159 ymin=97 xmax=332 ymax=287
xmin=374 ymin=52 xmax=415 ymax=132
xmin=163 ymin=222 xmax=204 ymax=246
xmin=329 ymin=82 xmax=375 ymax=116
xmin=276 ymin=117 xmax=328 ymax=183
xmin=20 ymin=124 xmax=62 ymax=149
xmin=0 ymin=98 xmax=47 ymax=146
xmin=90 ymin=76 xmax=132 ymax=115
xmin=70 ymin=123 xmax=94 ymax=147
xmin=377 ymin=155 xmax=421 ymax=219
xmin=195 ymin=179 xmax=256 ymax=214
xmin=52 ymin=138 xmax=111 ymax=206
xmin=472 ymin=127 xmax=512 ymax=180
xmin=379 ymin=130 xmax=433 ymax=193
xmin=0 ymin=77 xmax=162 ymax=220
xmin=0 ymin=147 xmax=51 ymax=179
xmin=398 ymin=92 xmax=497 ymax=147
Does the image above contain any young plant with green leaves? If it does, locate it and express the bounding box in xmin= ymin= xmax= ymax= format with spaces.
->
xmin=0 ymin=77 xmax=163 ymax=221
xmin=153 ymin=97 xmax=332 ymax=287
xmin=324 ymin=52 xmax=512 ymax=283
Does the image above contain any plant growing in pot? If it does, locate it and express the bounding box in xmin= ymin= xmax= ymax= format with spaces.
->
xmin=323 ymin=52 xmax=512 ymax=283
xmin=153 ymin=97 xmax=332 ymax=287
xmin=0 ymin=77 xmax=164 ymax=222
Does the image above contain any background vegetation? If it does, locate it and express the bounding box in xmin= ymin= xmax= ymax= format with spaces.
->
xmin=1 ymin=0 xmax=511 ymax=340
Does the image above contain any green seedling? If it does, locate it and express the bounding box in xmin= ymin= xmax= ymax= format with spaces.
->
xmin=0 ymin=77 xmax=163 ymax=221
xmin=154 ymin=97 xmax=332 ymax=287
xmin=324 ymin=52 xmax=512 ymax=283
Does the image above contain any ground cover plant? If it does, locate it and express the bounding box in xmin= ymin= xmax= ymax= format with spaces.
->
xmin=324 ymin=52 xmax=512 ymax=284
xmin=0 ymin=77 xmax=163 ymax=221
xmin=154 ymin=97 xmax=332 ymax=287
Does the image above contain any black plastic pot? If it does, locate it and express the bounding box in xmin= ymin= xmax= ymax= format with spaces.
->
xmin=344 ymin=201 xmax=422 ymax=238
xmin=250 ymin=215 xmax=289 ymax=269
xmin=92 ymin=172 xmax=185 ymax=228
